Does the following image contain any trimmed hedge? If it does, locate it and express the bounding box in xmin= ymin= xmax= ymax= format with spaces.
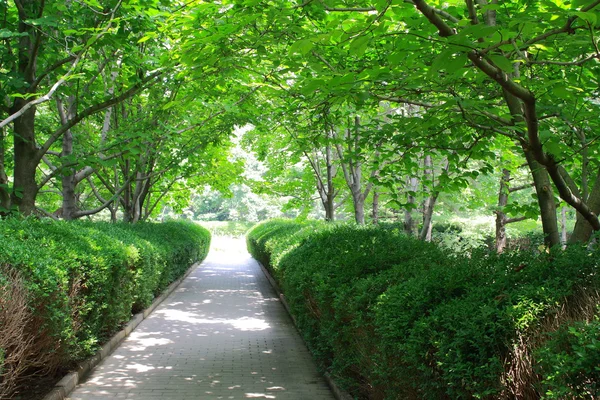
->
xmin=0 ymin=219 xmax=210 ymax=397
xmin=247 ymin=220 xmax=600 ymax=399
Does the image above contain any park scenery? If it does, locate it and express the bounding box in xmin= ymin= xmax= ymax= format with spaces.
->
xmin=0 ymin=0 xmax=599 ymax=399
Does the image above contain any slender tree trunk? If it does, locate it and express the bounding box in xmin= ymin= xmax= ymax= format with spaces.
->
xmin=325 ymin=142 xmax=335 ymax=222
xmin=561 ymin=206 xmax=567 ymax=248
xmin=404 ymin=176 xmax=418 ymax=236
xmin=495 ymin=169 xmax=510 ymax=253
xmin=122 ymin=160 xmax=133 ymax=222
xmin=61 ymin=129 xmax=78 ymax=220
xmin=569 ymin=170 xmax=600 ymax=244
xmin=324 ymin=196 xmax=334 ymax=221
xmin=419 ymin=155 xmax=434 ymax=241
xmin=58 ymin=98 xmax=79 ymax=220
xmin=0 ymin=127 xmax=10 ymax=212
xmin=523 ymin=149 xmax=560 ymax=247
xmin=419 ymin=195 xmax=436 ymax=241
xmin=372 ymin=190 xmax=379 ymax=224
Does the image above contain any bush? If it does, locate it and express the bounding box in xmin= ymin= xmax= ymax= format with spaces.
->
xmin=247 ymin=219 xmax=600 ymax=399
xmin=0 ymin=219 xmax=210 ymax=397
xmin=536 ymin=313 xmax=600 ymax=398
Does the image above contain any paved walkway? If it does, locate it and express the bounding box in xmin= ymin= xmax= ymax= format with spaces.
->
xmin=68 ymin=237 xmax=335 ymax=400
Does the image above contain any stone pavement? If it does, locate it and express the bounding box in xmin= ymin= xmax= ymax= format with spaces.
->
xmin=68 ymin=237 xmax=335 ymax=400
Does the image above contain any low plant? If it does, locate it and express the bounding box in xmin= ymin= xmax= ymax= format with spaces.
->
xmin=0 ymin=219 xmax=210 ymax=398
xmin=247 ymin=219 xmax=600 ymax=399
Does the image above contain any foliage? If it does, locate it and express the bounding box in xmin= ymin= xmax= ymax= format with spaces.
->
xmin=199 ymin=221 xmax=256 ymax=238
xmin=536 ymin=314 xmax=600 ymax=399
xmin=0 ymin=219 xmax=210 ymax=397
xmin=247 ymin=219 xmax=600 ymax=399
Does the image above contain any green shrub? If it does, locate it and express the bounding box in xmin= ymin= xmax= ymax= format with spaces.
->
xmin=0 ymin=219 xmax=210 ymax=397
xmin=247 ymin=219 xmax=600 ymax=399
xmin=536 ymin=315 xmax=600 ymax=399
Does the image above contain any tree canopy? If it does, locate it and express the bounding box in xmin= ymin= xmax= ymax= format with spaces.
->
xmin=2 ymin=0 xmax=600 ymax=247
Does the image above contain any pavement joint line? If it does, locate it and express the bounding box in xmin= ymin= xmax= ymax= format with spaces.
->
xmin=41 ymin=260 xmax=202 ymax=400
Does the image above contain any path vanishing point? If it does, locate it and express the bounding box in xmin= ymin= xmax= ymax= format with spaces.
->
xmin=68 ymin=237 xmax=335 ymax=400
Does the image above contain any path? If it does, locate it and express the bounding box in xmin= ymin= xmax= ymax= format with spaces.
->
xmin=68 ymin=237 xmax=335 ymax=400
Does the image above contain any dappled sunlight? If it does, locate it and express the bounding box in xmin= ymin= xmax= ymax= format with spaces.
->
xmin=245 ymin=393 xmax=276 ymax=399
xmin=126 ymin=332 xmax=174 ymax=351
xmin=68 ymin=233 xmax=333 ymax=400
xmin=125 ymin=363 xmax=155 ymax=373
xmin=154 ymin=308 xmax=271 ymax=331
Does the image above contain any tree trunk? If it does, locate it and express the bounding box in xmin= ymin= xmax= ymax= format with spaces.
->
xmin=523 ymin=149 xmax=560 ymax=247
xmin=10 ymin=1 xmax=41 ymax=215
xmin=419 ymin=194 xmax=436 ymax=241
xmin=419 ymin=155 xmax=434 ymax=241
xmin=324 ymin=196 xmax=334 ymax=221
xmin=404 ymin=176 xmax=418 ymax=236
xmin=372 ymin=190 xmax=379 ymax=224
xmin=569 ymin=170 xmax=600 ymax=244
xmin=58 ymin=98 xmax=79 ymax=220
xmin=495 ymin=169 xmax=510 ymax=253
xmin=561 ymin=206 xmax=567 ymax=248
xmin=0 ymin=127 xmax=10 ymax=213
xmin=325 ymin=141 xmax=335 ymax=222
xmin=353 ymin=192 xmax=365 ymax=224
xmin=11 ymin=103 xmax=38 ymax=215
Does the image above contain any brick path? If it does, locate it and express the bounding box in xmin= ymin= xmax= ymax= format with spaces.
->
xmin=68 ymin=237 xmax=335 ymax=400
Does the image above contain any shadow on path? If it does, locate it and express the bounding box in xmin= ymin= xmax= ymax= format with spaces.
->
xmin=68 ymin=237 xmax=334 ymax=400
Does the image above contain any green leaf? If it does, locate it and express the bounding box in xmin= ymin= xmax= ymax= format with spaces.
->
xmin=431 ymin=49 xmax=454 ymax=74
xmin=138 ymin=33 xmax=156 ymax=43
xmin=488 ymin=54 xmax=513 ymax=72
xmin=446 ymin=53 xmax=467 ymax=73
xmin=349 ymin=36 xmax=370 ymax=57
xmin=574 ymin=11 xmax=597 ymax=25
xmin=0 ymin=29 xmax=27 ymax=39
xmin=289 ymin=39 xmax=313 ymax=56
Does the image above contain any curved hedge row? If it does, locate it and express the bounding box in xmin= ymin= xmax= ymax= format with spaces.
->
xmin=247 ymin=219 xmax=600 ymax=399
xmin=0 ymin=219 xmax=210 ymax=397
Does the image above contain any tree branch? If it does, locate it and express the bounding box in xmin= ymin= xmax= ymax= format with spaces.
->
xmin=36 ymin=70 xmax=163 ymax=164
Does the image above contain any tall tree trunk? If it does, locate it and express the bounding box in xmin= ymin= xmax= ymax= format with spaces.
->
xmin=61 ymin=129 xmax=78 ymax=220
xmin=419 ymin=195 xmax=436 ymax=241
xmin=419 ymin=155 xmax=434 ymax=241
xmin=324 ymin=195 xmax=334 ymax=221
xmin=569 ymin=170 xmax=600 ymax=244
xmin=0 ymin=127 xmax=10 ymax=212
xmin=404 ymin=176 xmax=418 ymax=236
xmin=372 ymin=189 xmax=379 ymax=224
xmin=325 ymin=142 xmax=335 ymax=222
xmin=353 ymin=192 xmax=365 ymax=224
xmin=561 ymin=206 xmax=567 ymax=248
xmin=58 ymin=98 xmax=79 ymax=220
xmin=10 ymin=1 xmax=41 ymax=215
xmin=335 ymin=116 xmax=374 ymax=225
xmin=11 ymin=103 xmax=38 ymax=215
xmin=122 ymin=160 xmax=133 ymax=222
xmin=523 ymin=149 xmax=560 ymax=247
xmin=495 ymin=169 xmax=510 ymax=253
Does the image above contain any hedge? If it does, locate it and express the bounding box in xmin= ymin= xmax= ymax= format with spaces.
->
xmin=0 ymin=219 xmax=210 ymax=397
xmin=247 ymin=219 xmax=600 ymax=399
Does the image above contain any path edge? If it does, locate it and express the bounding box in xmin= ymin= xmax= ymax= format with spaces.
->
xmin=256 ymin=259 xmax=354 ymax=400
xmin=42 ymin=260 xmax=202 ymax=400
